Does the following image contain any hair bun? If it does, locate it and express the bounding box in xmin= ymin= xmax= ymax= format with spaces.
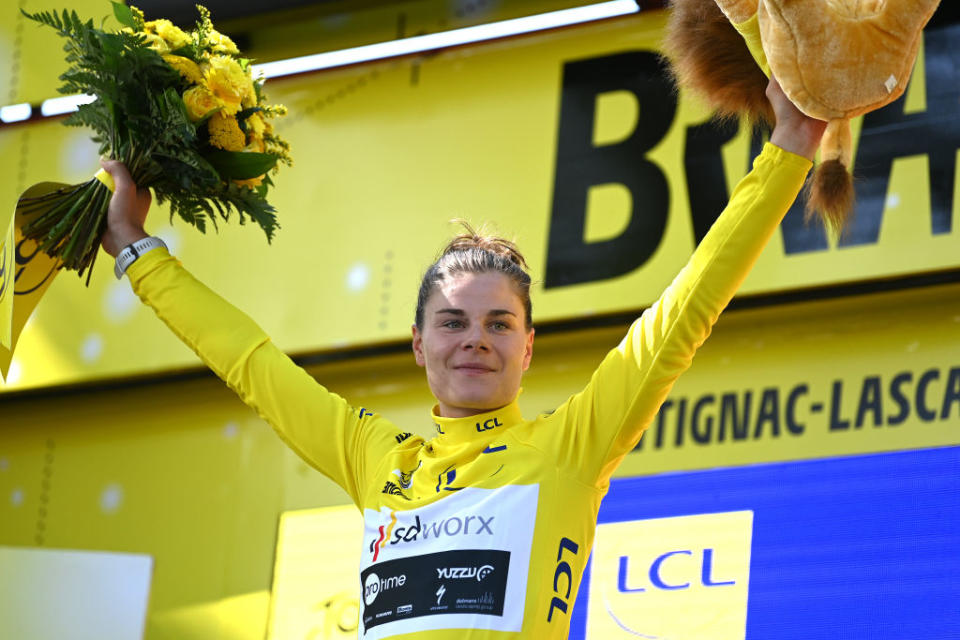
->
xmin=416 ymin=220 xmax=534 ymax=330
xmin=441 ymin=220 xmax=529 ymax=270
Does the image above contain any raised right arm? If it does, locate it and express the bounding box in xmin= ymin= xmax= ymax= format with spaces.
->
xmin=100 ymin=162 xmax=400 ymax=506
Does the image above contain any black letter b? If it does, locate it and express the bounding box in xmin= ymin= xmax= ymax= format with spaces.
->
xmin=545 ymin=51 xmax=676 ymax=288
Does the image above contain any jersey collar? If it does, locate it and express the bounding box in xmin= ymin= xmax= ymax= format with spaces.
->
xmin=431 ymin=399 xmax=524 ymax=445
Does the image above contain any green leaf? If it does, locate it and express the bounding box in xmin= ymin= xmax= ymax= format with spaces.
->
xmin=236 ymin=106 xmax=262 ymax=121
xmin=112 ymin=2 xmax=136 ymax=29
xmin=204 ymin=151 xmax=278 ymax=180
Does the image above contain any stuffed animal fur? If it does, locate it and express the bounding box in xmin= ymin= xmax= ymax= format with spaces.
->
xmin=663 ymin=0 xmax=941 ymax=233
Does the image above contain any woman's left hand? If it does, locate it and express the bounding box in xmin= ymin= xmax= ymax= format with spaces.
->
xmin=767 ymin=76 xmax=827 ymax=161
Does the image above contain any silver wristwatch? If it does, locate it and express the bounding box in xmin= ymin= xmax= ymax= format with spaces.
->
xmin=114 ymin=236 xmax=168 ymax=279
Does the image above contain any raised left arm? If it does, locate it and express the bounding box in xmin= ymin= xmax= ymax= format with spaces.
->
xmin=543 ymin=78 xmax=824 ymax=486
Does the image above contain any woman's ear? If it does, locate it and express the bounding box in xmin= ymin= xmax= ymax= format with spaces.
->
xmin=412 ymin=324 xmax=426 ymax=367
xmin=522 ymin=328 xmax=535 ymax=371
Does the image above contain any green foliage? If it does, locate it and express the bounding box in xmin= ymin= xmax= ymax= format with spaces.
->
xmin=20 ymin=6 xmax=283 ymax=278
xmin=205 ymin=150 xmax=278 ymax=180
xmin=111 ymin=2 xmax=137 ymax=29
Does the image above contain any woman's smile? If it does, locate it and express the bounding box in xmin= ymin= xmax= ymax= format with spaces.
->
xmin=453 ymin=362 xmax=496 ymax=374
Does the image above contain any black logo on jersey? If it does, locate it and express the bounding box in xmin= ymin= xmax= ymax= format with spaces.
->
xmin=395 ymin=461 xmax=421 ymax=489
xmin=548 ymin=537 xmax=580 ymax=623
xmin=395 ymin=432 xmax=413 ymax=444
xmin=361 ymin=550 xmax=509 ymax=632
xmin=382 ymin=481 xmax=410 ymax=500
xmin=475 ymin=417 xmax=503 ymax=432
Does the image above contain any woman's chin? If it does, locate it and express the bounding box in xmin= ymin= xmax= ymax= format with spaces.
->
xmin=440 ymin=391 xmax=509 ymax=416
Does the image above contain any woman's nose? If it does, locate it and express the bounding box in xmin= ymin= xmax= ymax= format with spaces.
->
xmin=462 ymin=326 xmax=490 ymax=351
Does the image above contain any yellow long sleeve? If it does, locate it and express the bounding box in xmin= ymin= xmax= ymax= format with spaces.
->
xmin=541 ymin=142 xmax=812 ymax=487
xmin=127 ymin=250 xmax=402 ymax=507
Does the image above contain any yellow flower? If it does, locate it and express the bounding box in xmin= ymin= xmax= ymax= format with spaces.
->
xmin=182 ymin=85 xmax=221 ymax=122
xmin=203 ymin=55 xmax=255 ymax=115
xmin=241 ymin=113 xmax=265 ymax=151
xmin=128 ymin=5 xmax=146 ymax=29
xmin=163 ymin=54 xmax=204 ymax=85
xmin=245 ymin=112 xmax=266 ymax=136
xmin=145 ymin=19 xmax=191 ymax=50
xmin=208 ymin=30 xmax=240 ymax=55
xmin=262 ymin=104 xmax=288 ymax=118
xmin=140 ymin=31 xmax=170 ymax=54
xmin=208 ymin=112 xmax=246 ymax=151
xmin=244 ymin=137 xmax=266 ymax=153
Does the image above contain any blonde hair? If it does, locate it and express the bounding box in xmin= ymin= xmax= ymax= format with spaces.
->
xmin=415 ymin=222 xmax=532 ymax=330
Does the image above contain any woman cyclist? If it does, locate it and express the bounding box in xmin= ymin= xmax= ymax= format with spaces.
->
xmin=99 ymin=77 xmax=825 ymax=639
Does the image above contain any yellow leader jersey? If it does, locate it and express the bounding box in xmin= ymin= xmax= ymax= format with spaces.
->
xmin=128 ymin=143 xmax=811 ymax=639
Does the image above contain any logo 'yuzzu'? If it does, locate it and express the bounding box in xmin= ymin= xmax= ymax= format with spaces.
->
xmin=437 ymin=564 xmax=495 ymax=581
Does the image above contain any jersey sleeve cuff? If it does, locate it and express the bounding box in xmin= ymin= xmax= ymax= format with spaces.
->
xmin=126 ymin=245 xmax=174 ymax=287
xmin=762 ymin=140 xmax=814 ymax=174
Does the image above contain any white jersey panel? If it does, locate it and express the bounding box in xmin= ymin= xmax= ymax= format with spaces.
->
xmin=359 ymin=485 xmax=540 ymax=638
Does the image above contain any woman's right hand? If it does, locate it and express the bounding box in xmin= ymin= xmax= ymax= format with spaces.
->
xmin=99 ymin=159 xmax=151 ymax=257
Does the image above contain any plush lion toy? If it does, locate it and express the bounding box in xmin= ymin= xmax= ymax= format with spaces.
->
xmin=663 ymin=0 xmax=941 ymax=233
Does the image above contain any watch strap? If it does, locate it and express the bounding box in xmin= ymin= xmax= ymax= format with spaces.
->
xmin=115 ymin=236 xmax=168 ymax=279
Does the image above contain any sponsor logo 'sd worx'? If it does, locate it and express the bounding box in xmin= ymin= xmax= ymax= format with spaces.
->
xmin=370 ymin=512 xmax=495 ymax=562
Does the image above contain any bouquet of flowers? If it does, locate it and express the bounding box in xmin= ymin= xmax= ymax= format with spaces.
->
xmin=18 ymin=2 xmax=292 ymax=280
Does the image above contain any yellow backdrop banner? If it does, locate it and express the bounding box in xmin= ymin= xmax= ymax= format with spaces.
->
xmin=0 ymin=12 xmax=957 ymax=391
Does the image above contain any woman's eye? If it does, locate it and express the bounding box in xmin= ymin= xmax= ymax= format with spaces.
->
xmin=491 ymin=321 xmax=509 ymax=331
xmin=442 ymin=320 xmax=464 ymax=329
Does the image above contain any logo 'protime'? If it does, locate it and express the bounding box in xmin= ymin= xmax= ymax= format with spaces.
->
xmin=363 ymin=572 xmax=407 ymax=606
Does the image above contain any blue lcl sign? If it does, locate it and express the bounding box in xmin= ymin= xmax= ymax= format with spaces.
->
xmin=618 ymin=548 xmax=736 ymax=592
